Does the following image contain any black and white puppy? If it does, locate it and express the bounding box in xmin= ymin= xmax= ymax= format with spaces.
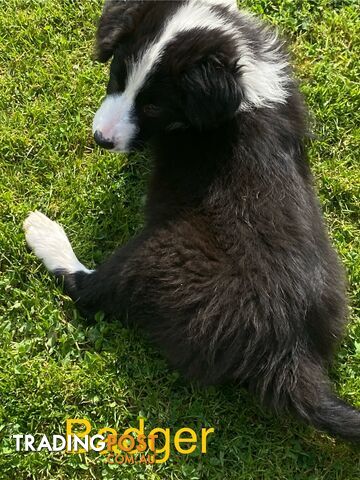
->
xmin=24 ymin=0 xmax=360 ymax=441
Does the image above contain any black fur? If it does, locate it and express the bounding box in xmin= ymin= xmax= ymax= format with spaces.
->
xmin=56 ymin=1 xmax=359 ymax=440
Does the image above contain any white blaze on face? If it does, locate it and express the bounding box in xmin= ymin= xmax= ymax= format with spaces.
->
xmin=92 ymin=94 xmax=138 ymax=152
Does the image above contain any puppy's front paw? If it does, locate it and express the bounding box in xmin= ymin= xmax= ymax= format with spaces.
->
xmin=23 ymin=211 xmax=88 ymax=274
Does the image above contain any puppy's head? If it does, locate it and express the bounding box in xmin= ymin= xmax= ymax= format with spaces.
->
xmin=92 ymin=0 xmax=288 ymax=152
xmin=92 ymin=0 xmax=244 ymax=152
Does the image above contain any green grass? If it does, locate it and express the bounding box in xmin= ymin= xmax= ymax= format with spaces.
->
xmin=0 ymin=0 xmax=359 ymax=478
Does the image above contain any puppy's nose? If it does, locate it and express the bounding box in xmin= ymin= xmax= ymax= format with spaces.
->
xmin=94 ymin=130 xmax=114 ymax=150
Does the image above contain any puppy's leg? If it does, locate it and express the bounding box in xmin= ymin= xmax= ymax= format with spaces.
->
xmin=24 ymin=211 xmax=92 ymax=275
xmin=23 ymin=211 xmax=134 ymax=316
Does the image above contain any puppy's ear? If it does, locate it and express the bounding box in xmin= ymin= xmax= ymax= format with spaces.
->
xmin=95 ymin=1 xmax=146 ymax=62
xmin=180 ymin=56 xmax=242 ymax=130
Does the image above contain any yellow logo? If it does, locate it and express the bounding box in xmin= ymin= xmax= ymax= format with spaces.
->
xmin=13 ymin=418 xmax=215 ymax=464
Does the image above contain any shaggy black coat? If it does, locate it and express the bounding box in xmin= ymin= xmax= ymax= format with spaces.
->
xmin=54 ymin=1 xmax=359 ymax=441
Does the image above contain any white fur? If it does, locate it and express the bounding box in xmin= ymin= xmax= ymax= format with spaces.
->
xmin=201 ymin=0 xmax=238 ymax=10
xmin=92 ymin=94 xmax=138 ymax=152
xmin=236 ymin=11 xmax=290 ymax=110
xmin=23 ymin=211 xmax=92 ymax=274
xmin=239 ymin=57 xmax=290 ymax=110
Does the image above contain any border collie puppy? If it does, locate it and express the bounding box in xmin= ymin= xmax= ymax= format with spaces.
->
xmin=24 ymin=0 xmax=360 ymax=440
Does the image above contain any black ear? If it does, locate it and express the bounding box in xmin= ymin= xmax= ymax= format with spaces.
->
xmin=180 ymin=56 xmax=242 ymax=130
xmin=95 ymin=1 xmax=146 ymax=62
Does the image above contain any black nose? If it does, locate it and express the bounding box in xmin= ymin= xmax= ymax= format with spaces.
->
xmin=94 ymin=130 xmax=114 ymax=150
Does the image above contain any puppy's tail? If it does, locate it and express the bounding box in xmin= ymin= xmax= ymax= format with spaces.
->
xmin=285 ymin=356 xmax=360 ymax=442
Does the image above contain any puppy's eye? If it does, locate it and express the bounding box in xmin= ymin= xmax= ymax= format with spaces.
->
xmin=143 ymin=104 xmax=161 ymax=117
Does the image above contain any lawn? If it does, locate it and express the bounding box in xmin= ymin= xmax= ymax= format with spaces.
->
xmin=0 ymin=0 xmax=359 ymax=479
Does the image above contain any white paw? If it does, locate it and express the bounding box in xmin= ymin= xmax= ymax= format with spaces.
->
xmin=23 ymin=211 xmax=90 ymax=274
